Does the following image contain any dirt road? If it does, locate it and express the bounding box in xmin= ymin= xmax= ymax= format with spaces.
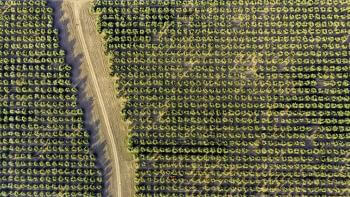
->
xmin=72 ymin=1 xmax=122 ymax=197
xmin=59 ymin=0 xmax=135 ymax=197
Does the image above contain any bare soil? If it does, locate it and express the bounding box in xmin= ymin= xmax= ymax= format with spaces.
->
xmin=53 ymin=0 xmax=136 ymax=197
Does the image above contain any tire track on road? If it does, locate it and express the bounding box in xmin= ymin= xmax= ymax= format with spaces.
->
xmin=72 ymin=2 xmax=122 ymax=197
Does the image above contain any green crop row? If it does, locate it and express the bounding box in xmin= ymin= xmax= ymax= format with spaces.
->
xmin=94 ymin=0 xmax=350 ymax=196
xmin=0 ymin=0 xmax=104 ymax=196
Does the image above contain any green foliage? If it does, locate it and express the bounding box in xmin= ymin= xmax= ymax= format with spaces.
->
xmin=0 ymin=0 xmax=103 ymax=196
xmin=94 ymin=0 xmax=350 ymax=196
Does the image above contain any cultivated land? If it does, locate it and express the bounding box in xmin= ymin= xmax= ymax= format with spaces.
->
xmin=93 ymin=0 xmax=350 ymax=196
xmin=0 ymin=0 xmax=103 ymax=196
xmin=6 ymin=0 xmax=347 ymax=196
xmin=55 ymin=0 xmax=135 ymax=196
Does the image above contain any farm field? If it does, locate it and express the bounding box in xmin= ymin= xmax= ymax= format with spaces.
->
xmin=93 ymin=0 xmax=350 ymax=196
xmin=0 ymin=0 xmax=103 ymax=196
xmin=0 ymin=0 xmax=350 ymax=197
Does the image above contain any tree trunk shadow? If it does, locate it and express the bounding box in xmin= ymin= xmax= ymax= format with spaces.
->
xmin=48 ymin=0 xmax=111 ymax=196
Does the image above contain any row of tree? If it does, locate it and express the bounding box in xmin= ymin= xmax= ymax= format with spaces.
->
xmin=0 ymin=0 xmax=103 ymax=196
xmin=94 ymin=0 xmax=350 ymax=196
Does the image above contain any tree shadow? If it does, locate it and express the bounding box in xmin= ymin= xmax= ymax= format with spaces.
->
xmin=48 ymin=0 xmax=111 ymax=196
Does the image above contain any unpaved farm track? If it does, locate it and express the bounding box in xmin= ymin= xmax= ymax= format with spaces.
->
xmin=72 ymin=1 xmax=122 ymax=197
xmin=59 ymin=0 xmax=136 ymax=197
